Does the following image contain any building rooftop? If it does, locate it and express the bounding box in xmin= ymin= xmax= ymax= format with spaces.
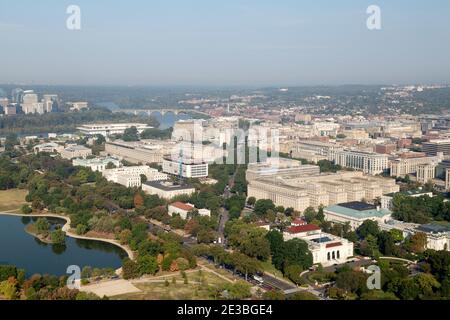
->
xmin=286 ymin=224 xmax=321 ymax=234
xmin=169 ymin=202 xmax=195 ymax=211
xmin=143 ymin=180 xmax=194 ymax=191
xmin=417 ymin=224 xmax=450 ymax=234
xmin=64 ymin=145 xmax=91 ymax=151
xmin=338 ymin=201 xmax=376 ymax=211
xmin=385 ymin=189 xmax=432 ymax=197
xmin=326 ymin=202 xmax=391 ymax=219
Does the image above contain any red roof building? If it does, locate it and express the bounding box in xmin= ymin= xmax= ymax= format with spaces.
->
xmin=170 ymin=202 xmax=194 ymax=211
xmin=326 ymin=242 xmax=342 ymax=248
xmin=286 ymin=224 xmax=321 ymax=234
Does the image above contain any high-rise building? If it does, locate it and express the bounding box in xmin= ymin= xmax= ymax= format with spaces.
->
xmin=0 ymin=98 xmax=8 ymax=112
xmin=11 ymin=88 xmax=23 ymax=103
xmin=4 ymin=104 xmax=17 ymax=115
xmin=417 ymin=164 xmax=436 ymax=183
xmin=43 ymin=94 xmax=58 ymax=112
xmin=422 ymin=139 xmax=450 ymax=156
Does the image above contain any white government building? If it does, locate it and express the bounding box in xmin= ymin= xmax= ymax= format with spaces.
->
xmin=102 ymin=165 xmax=168 ymax=188
xmin=77 ymin=123 xmax=152 ymax=137
xmin=142 ymin=181 xmax=196 ymax=199
xmin=248 ymin=169 xmax=399 ymax=212
xmin=168 ymin=202 xmax=211 ymax=220
xmin=72 ymin=157 xmax=121 ymax=172
xmin=282 ymin=221 xmax=354 ymax=266
xmin=163 ymin=157 xmax=209 ymax=178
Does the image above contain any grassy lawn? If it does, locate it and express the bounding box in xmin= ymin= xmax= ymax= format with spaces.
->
xmin=0 ymin=189 xmax=28 ymax=212
xmin=433 ymin=220 xmax=450 ymax=227
xmin=260 ymin=258 xmax=285 ymax=279
xmin=111 ymin=270 xmax=230 ymax=300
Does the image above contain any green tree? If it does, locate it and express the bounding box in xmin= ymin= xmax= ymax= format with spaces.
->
xmin=21 ymin=205 xmax=32 ymax=214
xmin=122 ymin=126 xmax=140 ymax=141
xmin=137 ymin=255 xmax=159 ymax=276
xmin=35 ymin=218 xmax=50 ymax=234
xmin=282 ymin=239 xmax=313 ymax=272
xmin=303 ymin=207 xmax=317 ymax=223
xmin=50 ymin=229 xmax=66 ymax=244
xmin=247 ymin=197 xmax=256 ymax=206
xmin=122 ymin=259 xmax=139 ymax=279
xmin=357 ymin=220 xmax=380 ymax=239
xmin=254 ymin=199 xmax=275 ymax=217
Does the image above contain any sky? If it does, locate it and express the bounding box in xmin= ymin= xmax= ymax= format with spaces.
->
xmin=1 ymin=0 xmax=450 ymax=86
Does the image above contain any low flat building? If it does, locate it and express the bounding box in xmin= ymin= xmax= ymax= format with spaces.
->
xmin=142 ymin=181 xmax=195 ymax=199
xmin=34 ymin=142 xmax=63 ymax=154
xmin=68 ymin=102 xmax=88 ymax=111
xmin=324 ymin=201 xmax=392 ymax=230
xmin=380 ymin=221 xmax=449 ymax=251
xmin=283 ymin=223 xmax=354 ymax=266
xmin=381 ymin=189 xmax=433 ymax=211
xmin=60 ymin=145 xmax=92 ymax=160
xmin=72 ymin=157 xmax=121 ymax=172
xmin=415 ymin=224 xmax=450 ymax=251
xmin=103 ymin=165 xmax=168 ymax=187
xmin=78 ymin=123 xmax=152 ymax=137
xmin=168 ymin=202 xmax=211 ymax=219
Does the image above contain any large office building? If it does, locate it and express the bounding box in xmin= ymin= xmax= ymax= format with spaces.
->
xmin=20 ymin=91 xmax=55 ymax=114
xmin=105 ymin=140 xmax=165 ymax=164
xmin=288 ymin=140 xmax=343 ymax=161
xmin=162 ymin=157 xmax=208 ymax=178
xmin=422 ymin=139 xmax=450 ymax=156
xmin=172 ymin=119 xmax=207 ymax=143
xmin=247 ymin=170 xmax=399 ymax=212
xmin=78 ymin=123 xmax=152 ymax=137
xmin=334 ymin=150 xmax=389 ymax=175
xmin=246 ymin=158 xmax=320 ymax=182
xmin=390 ymin=153 xmax=442 ymax=177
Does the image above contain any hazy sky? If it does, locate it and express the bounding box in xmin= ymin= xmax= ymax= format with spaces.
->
xmin=1 ymin=0 xmax=450 ymax=86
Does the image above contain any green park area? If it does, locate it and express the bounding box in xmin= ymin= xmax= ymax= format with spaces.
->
xmin=112 ymin=269 xmax=239 ymax=300
xmin=0 ymin=189 xmax=28 ymax=212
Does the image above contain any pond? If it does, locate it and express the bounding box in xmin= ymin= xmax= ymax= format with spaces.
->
xmin=0 ymin=215 xmax=127 ymax=276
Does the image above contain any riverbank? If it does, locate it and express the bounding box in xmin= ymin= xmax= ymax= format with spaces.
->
xmin=0 ymin=211 xmax=135 ymax=261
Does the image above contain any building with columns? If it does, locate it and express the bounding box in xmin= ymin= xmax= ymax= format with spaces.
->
xmin=247 ymin=170 xmax=399 ymax=212
xmin=334 ymin=150 xmax=389 ymax=175
xmin=283 ymin=223 xmax=354 ymax=266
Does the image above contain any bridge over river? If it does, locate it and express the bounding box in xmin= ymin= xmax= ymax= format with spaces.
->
xmin=113 ymin=108 xmax=210 ymax=117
